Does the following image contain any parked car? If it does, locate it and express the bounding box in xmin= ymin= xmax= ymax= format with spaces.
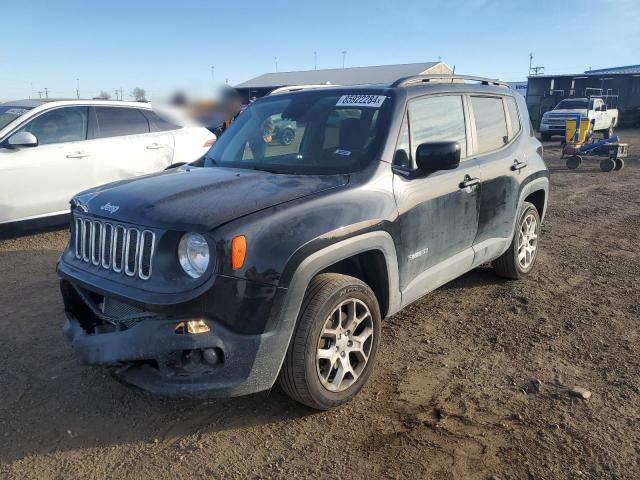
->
xmin=539 ymin=97 xmax=619 ymax=141
xmin=0 ymin=99 xmax=215 ymax=231
xmin=58 ymin=76 xmax=548 ymax=410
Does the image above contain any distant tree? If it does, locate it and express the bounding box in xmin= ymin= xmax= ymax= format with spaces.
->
xmin=131 ymin=87 xmax=147 ymax=102
xmin=96 ymin=90 xmax=111 ymax=100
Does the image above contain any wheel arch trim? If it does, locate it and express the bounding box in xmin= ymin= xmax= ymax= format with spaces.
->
xmin=243 ymin=231 xmax=401 ymax=393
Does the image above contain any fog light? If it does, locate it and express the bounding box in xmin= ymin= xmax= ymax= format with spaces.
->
xmin=175 ymin=319 xmax=210 ymax=334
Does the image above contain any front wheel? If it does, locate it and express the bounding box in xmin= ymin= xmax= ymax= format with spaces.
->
xmin=278 ymin=273 xmax=381 ymax=410
xmin=493 ymin=202 xmax=541 ymax=280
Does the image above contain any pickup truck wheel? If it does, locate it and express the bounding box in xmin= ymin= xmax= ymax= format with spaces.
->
xmin=604 ymin=121 xmax=615 ymax=139
xmin=278 ymin=273 xmax=381 ymax=410
xmin=493 ymin=202 xmax=541 ymax=280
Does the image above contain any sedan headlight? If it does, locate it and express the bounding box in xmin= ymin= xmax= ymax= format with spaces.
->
xmin=178 ymin=233 xmax=210 ymax=278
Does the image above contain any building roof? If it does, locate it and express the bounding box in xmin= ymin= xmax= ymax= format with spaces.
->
xmin=585 ymin=65 xmax=640 ymax=75
xmin=235 ymin=62 xmax=450 ymax=89
xmin=528 ymin=64 xmax=640 ymax=80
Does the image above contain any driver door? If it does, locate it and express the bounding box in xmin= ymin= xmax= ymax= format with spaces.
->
xmin=0 ymin=106 xmax=92 ymax=224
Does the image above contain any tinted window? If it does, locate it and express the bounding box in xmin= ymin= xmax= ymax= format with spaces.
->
xmin=505 ymin=96 xmax=521 ymax=138
xmin=19 ymin=107 xmax=88 ymax=145
xmin=95 ymin=107 xmax=149 ymax=138
xmin=408 ymin=95 xmax=466 ymax=162
xmin=471 ymin=96 xmax=508 ymax=153
xmin=141 ymin=110 xmax=180 ymax=132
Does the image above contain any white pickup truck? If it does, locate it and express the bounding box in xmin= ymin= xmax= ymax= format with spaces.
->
xmin=540 ymin=97 xmax=619 ymax=141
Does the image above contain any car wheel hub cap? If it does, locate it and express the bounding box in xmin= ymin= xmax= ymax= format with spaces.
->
xmin=517 ymin=213 xmax=538 ymax=269
xmin=316 ymin=298 xmax=373 ymax=392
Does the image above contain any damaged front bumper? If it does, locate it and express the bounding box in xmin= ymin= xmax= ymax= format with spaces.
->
xmin=59 ymin=278 xmax=292 ymax=398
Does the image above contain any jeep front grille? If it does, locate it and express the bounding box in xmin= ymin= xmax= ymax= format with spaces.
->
xmin=74 ymin=217 xmax=155 ymax=280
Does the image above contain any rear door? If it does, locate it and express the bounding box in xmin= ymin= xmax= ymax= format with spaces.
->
xmin=86 ymin=106 xmax=174 ymax=187
xmin=392 ymin=94 xmax=481 ymax=304
xmin=469 ymin=94 xmax=524 ymax=265
xmin=0 ymin=106 xmax=90 ymax=223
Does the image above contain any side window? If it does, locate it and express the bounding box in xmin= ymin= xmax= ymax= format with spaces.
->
xmin=95 ymin=107 xmax=149 ymax=138
xmin=393 ymin=114 xmax=411 ymax=168
xmin=470 ymin=96 xmax=508 ymax=153
xmin=141 ymin=110 xmax=180 ymax=132
xmin=18 ymin=107 xmax=88 ymax=145
xmin=505 ymin=96 xmax=521 ymax=138
xmin=408 ymin=95 xmax=467 ymax=162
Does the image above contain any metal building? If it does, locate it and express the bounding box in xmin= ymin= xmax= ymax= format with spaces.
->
xmin=526 ymin=65 xmax=640 ymax=128
xmin=235 ymin=61 xmax=453 ymax=101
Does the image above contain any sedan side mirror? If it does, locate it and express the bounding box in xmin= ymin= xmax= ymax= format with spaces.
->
xmin=7 ymin=131 xmax=38 ymax=148
xmin=415 ymin=141 xmax=461 ymax=173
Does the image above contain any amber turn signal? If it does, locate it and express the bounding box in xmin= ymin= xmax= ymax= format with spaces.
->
xmin=231 ymin=235 xmax=247 ymax=270
xmin=175 ymin=319 xmax=210 ymax=334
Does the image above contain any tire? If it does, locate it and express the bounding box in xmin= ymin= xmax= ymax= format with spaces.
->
xmin=566 ymin=155 xmax=582 ymax=170
xmin=281 ymin=128 xmax=295 ymax=145
xmin=614 ymin=158 xmax=624 ymax=171
xmin=493 ymin=202 xmax=541 ymax=280
xmin=278 ymin=273 xmax=381 ymax=410
xmin=540 ymin=133 xmax=551 ymax=142
xmin=600 ymin=158 xmax=615 ymax=172
xmin=603 ymin=121 xmax=614 ymax=139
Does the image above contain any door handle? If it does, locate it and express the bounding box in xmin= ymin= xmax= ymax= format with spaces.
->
xmin=459 ymin=175 xmax=480 ymax=189
xmin=66 ymin=152 xmax=90 ymax=159
xmin=511 ymin=159 xmax=528 ymax=171
xmin=146 ymin=143 xmax=163 ymax=150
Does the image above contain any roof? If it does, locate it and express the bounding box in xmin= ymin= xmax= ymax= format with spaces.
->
xmin=585 ymin=64 xmax=640 ymax=75
xmin=1 ymin=99 xmax=151 ymax=108
xmin=235 ymin=62 xmax=450 ymax=89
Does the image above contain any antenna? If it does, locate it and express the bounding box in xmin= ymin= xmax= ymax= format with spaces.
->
xmin=528 ymin=53 xmax=544 ymax=76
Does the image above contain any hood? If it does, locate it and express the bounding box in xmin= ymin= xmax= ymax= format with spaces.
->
xmin=74 ymin=166 xmax=349 ymax=230
xmin=545 ymin=108 xmax=588 ymax=116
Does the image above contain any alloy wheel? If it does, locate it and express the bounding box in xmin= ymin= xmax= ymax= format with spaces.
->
xmin=316 ymin=298 xmax=374 ymax=392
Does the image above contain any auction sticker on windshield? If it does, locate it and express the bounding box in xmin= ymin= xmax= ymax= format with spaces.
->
xmin=336 ymin=95 xmax=386 ymax=108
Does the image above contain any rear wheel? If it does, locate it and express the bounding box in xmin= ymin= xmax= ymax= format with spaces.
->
xmin=603 ymin=120 xmax=615 ymax=139
xmin=600 ymin=158 xmax=616 ymax=172
xmin=566 ymin=155 xmax=582 ymax=170
xmin=281 ymin=128 xmax=295 ymax=145
xmin=614 ymin=158 xmax=625 ymax=171
xmin=493 ymin=202 xmax=541 ymax=280
xmin=278 ymin=273 xmax=381 ymax=410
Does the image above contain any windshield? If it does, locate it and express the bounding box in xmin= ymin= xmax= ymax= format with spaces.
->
xmin=0 ymin=105 xmax=32 ymax=130
xmin=204 ymin=90 xmax=392 ymax=174
xmin=555 ymin=100 xmax=588 ymax=110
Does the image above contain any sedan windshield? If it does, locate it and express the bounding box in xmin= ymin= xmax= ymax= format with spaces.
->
xmin=555 ymin=100 xmax=588 ymax=110
xmin=0 ymin=105 xmax=32 ymax=130
xmin=205 ymin=90 xmax=393 ymax=174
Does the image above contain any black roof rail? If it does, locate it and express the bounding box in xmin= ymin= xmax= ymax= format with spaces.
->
xmin=391 ymin=74 xmax=510 ymax=88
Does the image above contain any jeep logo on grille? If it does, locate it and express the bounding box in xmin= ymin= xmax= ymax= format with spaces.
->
xmin=100 ymin=202 xmax=120 ymax=214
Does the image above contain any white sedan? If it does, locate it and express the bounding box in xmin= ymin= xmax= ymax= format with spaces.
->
xmin=0 ymin=99 xmax=215 ymax=230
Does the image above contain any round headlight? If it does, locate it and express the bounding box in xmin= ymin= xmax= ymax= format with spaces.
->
xmin=178 ymin=233 xmax=210 ymax=278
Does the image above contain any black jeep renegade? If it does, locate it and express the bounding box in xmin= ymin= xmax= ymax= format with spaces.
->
xmin=59 ymin=75 xmax=548 ymax=410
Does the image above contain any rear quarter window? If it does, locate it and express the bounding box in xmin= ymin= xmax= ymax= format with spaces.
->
xmin=470 ymin=96 xmax=508 ymax=153
xmin=505 ymin=96 xmax=521 ymax=138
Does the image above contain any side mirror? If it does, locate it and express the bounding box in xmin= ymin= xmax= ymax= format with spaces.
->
xmin=7 ymin=131 xmax=38 ymax=148
xmin=415 ymin=141 xmax=461 ymax=173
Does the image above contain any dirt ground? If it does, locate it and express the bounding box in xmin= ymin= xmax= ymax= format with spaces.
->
xmin=1 ymin=130 xmax=639 ymax=480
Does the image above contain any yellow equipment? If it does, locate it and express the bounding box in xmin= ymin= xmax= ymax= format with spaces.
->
xmin=565 ymin=118 xmax=591 ymax=144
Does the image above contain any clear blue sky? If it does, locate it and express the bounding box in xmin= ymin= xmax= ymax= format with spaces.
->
xmin=1 ymin=0 xmax=637 ymax=101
